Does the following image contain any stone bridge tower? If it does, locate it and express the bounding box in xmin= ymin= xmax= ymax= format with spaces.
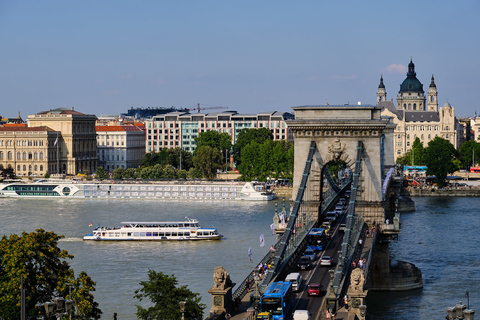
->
xmin=286 ymin=105 xmax=396 ymax=225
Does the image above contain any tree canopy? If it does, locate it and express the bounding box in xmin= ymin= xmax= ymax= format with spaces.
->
xmin=396 ymin=137 xmax=426 ymax=166
xmin=425 ymin=137 xmax=457 ymax=187
xmin=459 ymin=140 xmax=480 ymax=169
xmin=194 ymin=130 xmax=232 ymax=156
xmin=94 ymin=166 xmax=109 ymax=179
xmin=233 ymin=128 xmax=273 ymax=167
xmin=134 ymin=270 xmax=205 ymax=320
xmin=193 ymin=145 xmax=223 ymax=180
xmin=238 ymin=140 xmax=293 ymax=181
xmin=0 ymin=229 xmax=102 ymax=319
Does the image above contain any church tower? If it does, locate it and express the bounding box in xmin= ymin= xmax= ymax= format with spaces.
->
xmin=397 ymin=59 xmax=426 ymax=111
xmin=377 ymin=75 xmax=387 ymax=104
xmin=427 ymin=74 xmax=438 ymax=111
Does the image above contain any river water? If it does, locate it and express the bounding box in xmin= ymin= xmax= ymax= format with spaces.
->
xmin=1 ymin=196 xmax=479 ymax=319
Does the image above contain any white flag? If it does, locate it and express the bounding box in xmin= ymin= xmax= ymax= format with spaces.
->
xmin=248 ymin=247 xmax=252 ymax=262
xmin=270 ymin=223 xmax=275 ymax=235
xmin=259 ymin=234 xmax=265 ymax=247
xmin=280 ymin=214 xmax=285 ymax=226
xmin=54 ymin=135 xmax=58 ymax=146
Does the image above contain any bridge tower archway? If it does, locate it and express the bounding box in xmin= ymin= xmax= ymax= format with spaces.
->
xmin=287 ymin=105 xmax=396 ymax=225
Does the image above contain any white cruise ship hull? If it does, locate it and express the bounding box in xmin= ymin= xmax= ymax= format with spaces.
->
xmin=0 ymin=181 xmax=277 ymax=201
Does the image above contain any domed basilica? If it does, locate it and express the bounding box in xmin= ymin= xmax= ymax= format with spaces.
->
xmin=377 ymin=59 xmax=463 ymax=161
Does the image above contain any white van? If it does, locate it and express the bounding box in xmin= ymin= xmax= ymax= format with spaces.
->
xmin=285 ymin=272 xmax=303 ymax=292
xmin=293 ymin=309 xmax=311 ymax=320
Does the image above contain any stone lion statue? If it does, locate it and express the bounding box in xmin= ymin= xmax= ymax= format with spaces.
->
xmin=349 ymin=267 xmax=364 ymax=293
xmin=213 ymin=266 xmax=233 ymax=289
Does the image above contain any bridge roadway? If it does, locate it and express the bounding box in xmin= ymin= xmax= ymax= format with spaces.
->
xmin=230 ymin=212 xmax=349 ymax=320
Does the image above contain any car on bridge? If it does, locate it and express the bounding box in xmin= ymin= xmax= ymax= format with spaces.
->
xmin=297 ymin=256 xmax=312 ymax=270
xmin=303 ymin=248 xmax=316 ymax=261
xmin=307 ymin=283 xmax=324 ymax=296
xmin=320 ymin=256 xmax=332 ymax=266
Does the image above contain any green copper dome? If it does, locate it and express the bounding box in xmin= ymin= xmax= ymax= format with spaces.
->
xmin=399 ymin=59 xmax=424 ymax=93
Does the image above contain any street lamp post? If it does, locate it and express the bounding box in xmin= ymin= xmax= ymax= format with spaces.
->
xmin=44 ymin=297 xmax=73 ymax=320
xmin=447 ymin=301 xmax=475 ymax=320
xmin=179 ymin=301 xmax=186 ymax=320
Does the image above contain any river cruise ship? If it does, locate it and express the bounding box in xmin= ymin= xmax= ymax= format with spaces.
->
xmin=83 ymin=218 xmax=223 ymax=241
xmin=0 ymin=180 xmax=276 ymax=201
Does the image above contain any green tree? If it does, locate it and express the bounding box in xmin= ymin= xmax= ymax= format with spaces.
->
xmin=94 ymin=167 xmax=109 ymax=179
xmin=395 ymin=138 xmax=426 ymax=166
xmin=194 ymin=131 xmax=232 ymax=156
xmin=193 ymin=145 xmax=222 ymax=180
xmin=44 ymin=171 xmax=51 ymax=178
xmin=459 ymin=140 xmax=480 ymax=169
xmin=134 ymin=270 xmax=205 ymax=320
xmin=0 ymin=164 xmax=16 ymax=179
xmin=187 ymin=167 xmax=202 ymax=180
xmin=140 ymin=151 xmax=159 ymax=167
xmin=163 ymin=164 xmax=177 ymax=179
xmin=124 ymin=168 xmax=137 ymax=179
xmin=411 ymin=137 xmax=426 ymax=165
xmin=177 ymin=169 xmax=188 ymax=179
xmin=425 ymin=137 xmax=457 ymax=187
xmin=238 ymin=141 xmax=264 ymax=181
xmin=112 ymin=167 xmax=124 ymax=179
xmin=151 ymin=164 xmax=164 ymax=179
xmin=139 ymin=167 xmax=153 ymax=179
xmin=233 ymin=128 xmax=273 ymax=167
xmin=0 ymin=229 xmax=102 ymax=319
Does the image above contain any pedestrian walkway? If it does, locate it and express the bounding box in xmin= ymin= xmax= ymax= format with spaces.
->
xmin=229 ymin=286 xmax=257 ymax=320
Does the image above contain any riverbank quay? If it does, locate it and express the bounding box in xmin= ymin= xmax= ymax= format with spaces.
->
xmin=407 ymin=186 xmax=480 ymax=197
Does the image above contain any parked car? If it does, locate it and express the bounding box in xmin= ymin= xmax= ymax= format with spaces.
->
xmin=297 ymin=256 xmax=312 ymax=270
xmin=320 ymin=256 xmax=332 ymax=266
xmin=339 ymin=223 xmax=347 ymax=232
xmin=307 ymin=283 xmax=323 ymax=296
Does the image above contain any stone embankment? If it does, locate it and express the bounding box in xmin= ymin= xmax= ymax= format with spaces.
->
xmin=408 ymin=186 xmax=480 ymax=197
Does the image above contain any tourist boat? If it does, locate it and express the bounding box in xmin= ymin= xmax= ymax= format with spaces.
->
xmin=0 ymin=180 xmax=276 ymax=201
xmin=83 ymin=218 xmax=223 ymax=241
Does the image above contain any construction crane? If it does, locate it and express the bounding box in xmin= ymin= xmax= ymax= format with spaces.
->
xmin=184 ymin=103 xmax=228 ymax=113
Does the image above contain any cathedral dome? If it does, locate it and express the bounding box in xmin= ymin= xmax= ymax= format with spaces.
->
xmin=399 ymin=59 xmax=424 ymax=93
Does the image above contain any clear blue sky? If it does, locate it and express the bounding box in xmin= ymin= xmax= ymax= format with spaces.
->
xmin=1 ymin=0 xmax=479 ymax=118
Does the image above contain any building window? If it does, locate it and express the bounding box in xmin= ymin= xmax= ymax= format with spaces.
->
xmin=40 ymin=165 xmax=43 ymax=171
xmin=23 ymin=152 xmax=27 ymax=160
xmin=17 ymin=152 xmax=21 ymax=160
xmin=0 ymin=151 xmax=3 ymax=160
xmin=8 ymin=151 xmax=12 ymax=160
xmin=18 ymin=165 xmax=21 ymax=171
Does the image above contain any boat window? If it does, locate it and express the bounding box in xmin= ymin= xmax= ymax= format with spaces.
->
xmin=134 ymin=232 xmax=139 ymax=236
xmin=127 ymin=233 xmax=132 ymax=236
xmin=146 ymin=232 xmax=152 ymax=236
xmin=171 ymin=232 xmax=177 ymax=236
xmin=115 ymin=233 xmax=120 ymax=237
xmin=164 ymin=232 xmax=171 ymax=237
xmin=158 ymin=232 xmax=164 ymax=236
xmin=140 ymin=232 xmax=146 ymax=236
xmin=178 ymin=223 xmax=184 ymax=227
xmin=153 ymin=232 xmax=158 ymax=236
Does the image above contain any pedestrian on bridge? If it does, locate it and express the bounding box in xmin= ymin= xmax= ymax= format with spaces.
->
xmin=326 ymin=309 xmax=331 ymax=320
xmin=344 ymin=295 xmax=349 ymax=310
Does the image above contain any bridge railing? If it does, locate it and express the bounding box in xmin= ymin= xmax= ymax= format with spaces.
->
xmin=332 ymin=141 xmax=364 ymax=293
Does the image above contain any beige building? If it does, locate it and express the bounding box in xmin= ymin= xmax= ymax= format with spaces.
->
xmin=378 ymin=59 xmax=462 ymax=161
xmin=96 ymin=125 xmax=146 ymax=172
xmin=0 ymin=126 xmax=58 ymax=177
xmin=27 ymin=108 xmax=98 ymax=175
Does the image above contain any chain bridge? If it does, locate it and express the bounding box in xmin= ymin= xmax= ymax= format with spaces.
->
xmin=208 ymin=105 xmax=422 ymax=320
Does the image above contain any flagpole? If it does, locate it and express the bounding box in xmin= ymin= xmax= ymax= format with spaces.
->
xmin=56 ymin=133 xmax=59 ymax=174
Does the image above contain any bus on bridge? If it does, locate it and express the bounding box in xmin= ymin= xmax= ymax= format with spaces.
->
xmin=307 ymin=227 xmax=326 ymax=251
xmin=258 ymin=281 xmax=293 ymax=320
